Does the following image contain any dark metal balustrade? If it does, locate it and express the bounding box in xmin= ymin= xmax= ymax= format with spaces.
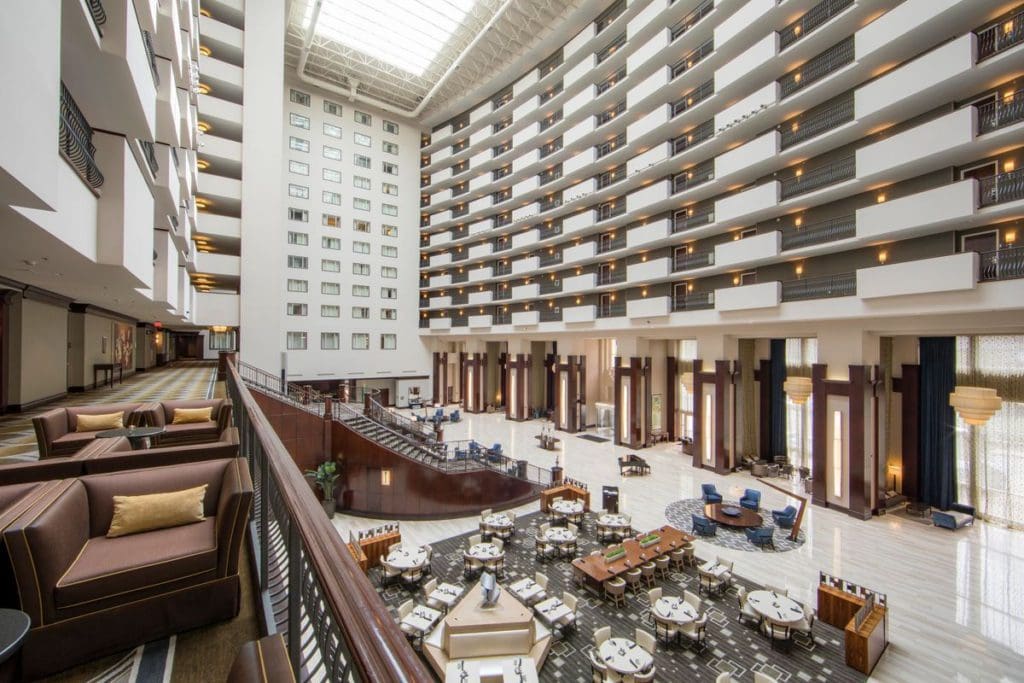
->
xmin=673 ymin=120 xmax=714 ymax=155
xmin=59 ymin=82 xmax=105 ymax=189
xmin=452 ymin=139 xmax=468 ymax=154
xmin=597 ymin=268 xmax=626 ymax=285
xmin=494 ymin=287 xmax=512 ymax=300
xmin=493 ymin=310 xmax=512 ymax=325
xmin=539 ymin=165 xmax=563 ymax=185
xmin=673 ymin=204 xmax=715 ymax=232
xmin=142 ymin=30 xmax=160 ymax=86
xmin=673 ymin=161 xmax=715 ymax=194
xmin=976 ymin=10 xmax=1024 ymax=61
xmin=493 ymin=165 xmax=512 ymax=181
xmin=671 ymin=40 xmax=713 ymax=79
xmin=597 ymin=301 xmax=626 ymax=318
xmin=596 ymin=0 xmax=626 ymax=34
xmin=493 ymin=117 xmax=512 ymax=134
xmin=596 ymin=132 xmax=626 ymax=159
xmin=492 ymin=189 xmax=511 ymax=204
xmin=596 ymin=32 xmax=626 ymax=64
xmin=139 ymin=140 xmax=159 ymax=176
xmin=539 ymin=276 xmax=562 ymax=293
xmin=492 ymin=89 xmax=513 ymax=109
xmin=539 ymin=194 xmax=562 ymax=212
xmin=779 ymin=37 xmax=854 ymax=99
xmin=673 ymin=291 xmax=714 ymax=311
xmin=673 ymin=249 xmax=714 ymax=271
xmin=780 ymin=272 xmax=856 ymax=301
xmin=494 ymin=259 xmax=512 ymax=274
xmin=451 ymin=270 xmax=469 ymax=284
xmin=452 ymin=204 xmax=468 ymax=218
xmin=597 ymin=67 xmax=626 ymax=96
xmin=596 ymin=165 xmax=626 ymax=190
xmin=672 ymin=80 xmax=714 ymax=117
xmin=781 ymin=214 xmax=855 ymax=250
xmin=780 ymin=155 xmax=855 ymax=199
xmin=86 ymin=0 xmax=107 ymax=35
xmin=539 ymin=222 xmax=563 ymax=239
xmin=595 ymin=201 xmax=626 ymax=221
xmin=596 ymin=101 xmax=626 ymax=126
xmin=979 ymin=169 xmax=1024 ymax=206
xmin=539 ymin=109 xmax=563 ymax=131
xmin=597 ymin=233 xmax=626 ymax=254
xmin=452 ymin=183 xmax=469 ymax=197
xmin=493 ymin=142 xmax=512 ymax=157
xmin=493 ymin=214 xmax=511 ymax=228
xmin=976 ymin=90 xmax=1024 ymax=133
xmin=978 ymin=246 xmax=1024 ymax=281
xmin=539 ymin=83 xmax=563 ymax=105
xmin=780 ymin=91 xmax=854 ymax=149
xmin=540 ymin=138 xmax=563 ymax=158
xmin=671 ymin=0 xmax=713 ymax=42
xmin=539 ymin=307 xmax=563 ymax=322
xmin=538 ymin=51 xmax=563 ymax=78
xmin=779 ymin=0 xmax=854 ymax=49
xmin=493 ymin=239 xmax=511 ymax=253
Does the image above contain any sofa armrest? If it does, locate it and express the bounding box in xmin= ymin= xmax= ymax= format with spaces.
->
xmin=950 ymin=503 xmax=975 ymax=516
xmin=32 ymin=409 xmax=69 ymax=459
xmin=138 ymin=402 xmax=165 ymax=428
xmin=215 ymin=459 xmax=254 ymax=576
xmin=228 ymin=635 xmax=295 ymax=683
xmin=0 ymin=458 xmax=84 ymax=487
xmin=216 ymin=403 xmax=234 ymax=435
xmin=3 ymin=480 xmax=90 ymax=625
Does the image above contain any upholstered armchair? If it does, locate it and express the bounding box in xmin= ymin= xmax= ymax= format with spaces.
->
xmin=772 ymin=505 xmax=798 ymax=529
xmin=932 ymin=503 xmax=975 ymax=530
xmin=143 ymin=398 xmax=233 ymax=447
xmin=700 ymin=483 xmax=723 ymax=504
xmin=745 ymin=525 xmax=775 ymax=549
xmin=32 ymin=402 xmax=148 ymax=458
xmin=4 ymin=458 xmax=252 ymax=678
xmin=740 ymin=488 xmax=761 ymax=511
xmin=691 ymin=513 xmax=718 ymax=537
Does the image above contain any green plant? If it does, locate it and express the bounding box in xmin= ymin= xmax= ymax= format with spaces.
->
xmin=305 ymin=461 xmax=340 ymax=499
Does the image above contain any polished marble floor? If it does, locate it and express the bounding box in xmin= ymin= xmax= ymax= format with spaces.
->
xmin=333 ymin=407 xmax=1024 ymax=683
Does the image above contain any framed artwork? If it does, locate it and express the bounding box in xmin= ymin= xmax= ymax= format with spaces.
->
xmin=651 ymin=393 xmax=663 ymax=428
xmin=113 ymin=323 xmax=134 ymax=369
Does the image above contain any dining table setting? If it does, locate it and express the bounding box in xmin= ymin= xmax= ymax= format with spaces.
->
xmin=598 ymin=637 xmax=653 ymax=675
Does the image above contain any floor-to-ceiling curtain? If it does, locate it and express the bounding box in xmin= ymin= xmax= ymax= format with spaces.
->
xmin=919 ymin=337 xmax=957 ymax=510
xmin=956 ymin=335 xmax=1024 ymax=528
xmin=785 ymin=338 xmax=816 ymax=473
xmin=769 ymin=339 xmax=787 ymax=458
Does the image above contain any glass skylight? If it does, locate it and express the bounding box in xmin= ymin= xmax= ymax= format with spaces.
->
xmin=308 ymin=0 xmax=478 ymax=77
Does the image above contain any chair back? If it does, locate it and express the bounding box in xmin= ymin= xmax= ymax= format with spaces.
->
xmin=481 ymin=508 xmax=493 ymax=517
xmin=648 ymin=587 xmax=662 ymax=603
xmin=684 ymin=590 xmax=701 ymax=611
xmin=563 ymin=592 xmax=577 ymax=611
xmin=593 ymin=626 xmax=611 ymax=647
xmin=536 ymin=572 xmax=548 ymax=589
xmin=423 ymin=578 xmax=437 ymax=594
xmin=745 ymin=488 xmax=761 ymax=502
xmin=764 ymin=584 xmax=788 ymax=596
xmin=492 ymin=538 xmax=504 ymax=552
xmin=700 ymin=483 xmax=717 ymax=497
xmin=469 ymin=534 xmax=481 ymax=546
xmin=398 ymin=600 xmax=413 ymax=618
xmin=635 ymin=628 xmax=656 ymax=654
xmin=568 ymin=522 xmax=578 ymax=534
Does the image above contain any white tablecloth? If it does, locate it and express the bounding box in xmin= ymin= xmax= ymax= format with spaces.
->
xmin=654 ymin=597 xmax=698 ymax=625
xmin=747 ymin=590 xmax=805 ymax=624
xmin=534 ymin=596 xmax=571 ymax=625
xmin=483 ymin=513 xmax=514 ymax=529
xmin=509 ymin=577 xmax=545 ymax=603
xmin=401 ymin=605 xmax=441 ymax=634
xmin=429 ymin=582 xmax=463 ymax=608
xmin=544 ymin=527 xmax=576 ymax=544
xmin=444 ymin=660 xmax=481 ymax=683
xmin=598 ymin=637 xmax=653 ymax=675
xmin=700 ymin=562 xmax=730 ymax=578
xmin=598 ymin=514 xmax=631 ymax=528
xmin=386 ymin=546 xmax=428 ymax=570
xmin=550 ymin=500 xmax=584 ymax=515
xmin=502 ymin=657 xmax=539 ymax=682
xmin=467 ymin=543 xmax=501 ymax=560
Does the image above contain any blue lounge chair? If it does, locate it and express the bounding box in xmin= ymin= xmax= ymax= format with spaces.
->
xmin=740 ymin=488 xmax=761 ymax=511
xmin=701 ymin=484 xmax=723 ymax=505
xmin=433 ymin=407 xmax=445 ymax=421
xmin=692 ymin=513 xmax=717 ymax=537
xmin=772 ymin=505 xmax=797 ymax=529
xmin=449 ymin=409 xmax=461 ymax=423
xmin=745 ymin=525 xmax=775 ymax=549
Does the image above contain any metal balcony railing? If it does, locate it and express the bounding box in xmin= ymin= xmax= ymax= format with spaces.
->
xmin=672 ymin=80 xmax=714 ymax=117
xmin=671 ymin=39 xmax=713 ymax=79
xmin=779 ymin=0 xmax=854 ymax=50
xmin=673 ymin=291 xmax=714 ymax=311
xmin=539 ymin=307 xmax=563 ymax=322
xmin=493 ymin=311 xmax=511 ymax=325
xmin=539 ymin=194 xmax=562 ymax=212
xmin=451 ymin=116 xmax=470 ymax=133
xmin=595 ymin=201 xmax=626 ymax=222
xmin=494 ymin=239 xmax=511 ymax=253
xmin=672 ymin=120 xmax=714 ymax=155
xmin=539 ymin=83 xmax=563 ymax=105
xmin=492 ymin=189 xmax=511 ymax=204
xmin=452 ymin=183 xmax=469 ymax=197
xmin=451 ymin=226 xmax=468 ymax=239
xmin=452 ymin=205 xmax=468 ymax=218
xmin=597 ymin=233 xmax=626 ymax=254
xmin=493 ymin=117 xmax=512 ymax=134
xmin=494 ymin=259 xmax=512 ymax=274
xmin=451 ymin=249 xmax=468 ymax=262
xmin=142 ymin=30 xmax=160 ymax=87
xmin=493 ymin=142 xmax=512 ymax=157
xmin=539 ymin=222 xmax=563 ymax=239
xmin=673 ymin=249 xmax=714 ymax=271
xmin=540 ymin=138 xmax=563 ymax=158
xmin=597 ymin=269 xmax=626 ymax=285
xmin=539 ymin=109 xmax=563 ymax=131
xmin=979 ymin=169 xmax=1024 ymax=206
xmin=976 ymin=9 xmax=1024 ymax=61
xmin=671 ymin=0 xmax=713 ymax=42
xmin=977 ymin=90 xmax=1024 ymax=133
xmin=538 ymin=51 xmax=563 ymax=78
xmin=596 ymin=132 xmax=626 ymax=159
xmin=673 ymin=204 xmax=715 ymax=232
xmin=494 ymin=287 xmax=512 ymax=300
xmin=781 ymin=214 xmax=855 ymax=250
xmin=673 ymin=161 xmax=715 ymax=194
xmin=596 ymin=67 xmax=626 ymax=96
xmin=539 ymin=165 xmax=563 ymax=185
xmin=780 ymin=272 xmax=856 ymax=302
xmin=596 ymin=165 xmax=626 ymax=190
xmin=492 ymin=165 xmax=512 ymax=181
xmin=779 ymin=37 xmax=854 ymax=99
xmin=452 ymin=139 xmax=468 ymax=154
xmin=978 ymin=246 xmax=1024 ymax=281
xmin=492 ymin=89 xmax=513 ymax=109
xmin=451 ymin=271 xmax=469 ymax=284
xmin=452 ymin=160 xmax=469 ymax=174
xmin=493 ymin=214 xmax=511 ymax=228
xmin=596 ymin=0 xmax=625 ymax=34
xmin=86 ymin=0 xmax=107 ymax=35
xmin=59 ymin=82 xmax=104 ymax=189
xmin=780 ymin=155 xmax=855 ymax=199
xmin=596 ymin=100 xmax=626 ymax=127
xmin=421 ymin=156 xmax=431 ymax=168
xmin=539 ymin=277 xmax=562 ymax=293
xmin=780 ymin=91 xmax=855 ymax=149
xmin=597 ymin=301 xmax=626 ymax=318
xmin=419 ymin=317 xmax=430 ymax=328
xmin=139 ymin=140 xmax=159 ymax=176
xmin=596 ymin=32 xmax=626 ymax=64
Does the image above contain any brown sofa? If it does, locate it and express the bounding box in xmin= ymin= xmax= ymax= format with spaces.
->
xmin=0 ymin=428 xmax=240 ymax=487
xmin=227 ymin=635 xmax=295 ymax=683
xmin=3 ymin=458 xmax=253 ymax=678
xmin=32 ymin=402 xmax=149 ymax=459
xmin=142 ymin=398 xmax=233 ymax=447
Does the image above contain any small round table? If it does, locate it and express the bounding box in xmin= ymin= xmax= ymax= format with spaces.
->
xmin=0 ymin=609 xmax=30 ymax=665
xmin=483 ymin=513 xmax=513 ymax=530
xmin=96 ymin=426 xmax=165 ymax=450
xmin=746 ymin=590 xmax=805 ymax=624
xmin=544 ymin=527 xmax=576 ymax=545
xmin=466 ymin=543 xmax=501 ymax=560
xmin=653 ymin=596 xmax=698 ymax=625
xmin=385 ymin=546 xmax=428 ymax=570
xmin=550 ymin=500 xmax=584 ymax=516
xmin=598 ymin=514 xmax=631 ymax=528
xmin=704 ymin=502 xmax=763 ymax=528
xmin=598 ymin=637 xmax=653 ymax=676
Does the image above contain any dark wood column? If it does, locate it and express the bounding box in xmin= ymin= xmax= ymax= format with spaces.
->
xmin=553 ymin=355 xmax=585 ymax=433
xmin=0 ymin=291 xmax=13 ymax=414
xmin=613 ymin=357 xmax=647 ymax=449
xmin=848 ymin=365 xmax=871 ymax=520
xmin=811 ymin=363 xmax=829 ymax=506
xmin=505 ymin=354 xmax=530 ymax=421
xmin=899 ymin=363 xmax=920 ymax=500
xmin=692 ymin=360 xmax=707 ymax=469
xmin=691 ymin=359 xmax=731 ymax=472
xmin=462 ymin=353 xmax=486 ymax=413
xmin=498 ymin=353 xmax=508 ymax=409
xmin=665 ymin=357 xmax=677 ymax=441
xmin=713 ymin=360 xmax=731 ymax=474
xmin=432 ymin=352 xmax=447 ymax=405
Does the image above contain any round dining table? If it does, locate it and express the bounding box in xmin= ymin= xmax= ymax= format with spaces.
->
xmin=466 ymin=542 xmax=501 ymax=560
xmin=598 ymin=513 xmax=631 ymax=528
xmin=598 ymin=637 xmax=653 ymax=676
xmin=386 ymin=546 xmax=428 ymax=570
xmin=653 ymin=596 xmax=698 ymax=625
xmin=483 ymin=513 xmax=513 ymax=529
xmin=746 ymin=590 xmax=805 ymax=624
xmin=550 ymin=499 xmax=584 ymax=516
xmin=544 ymin=526 xmax=576 ymax=544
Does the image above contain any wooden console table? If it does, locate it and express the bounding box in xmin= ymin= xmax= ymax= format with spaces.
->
xmin=540 ymin=483 xmax=589 ymax=513
xmin=93 ymin=363 xmax=123 ymax=389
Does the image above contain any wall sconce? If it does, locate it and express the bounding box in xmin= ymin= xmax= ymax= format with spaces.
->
xmin=876 ymin=193 xmax=886 ymax=203
xmin=641 ymin=288 xmax=648 ymax=297
xmin=381 ymin=469 xmax=392 ymax=486
xmin=795 ymin=263 xmax=804 ymax=276
xmin=878 ymin=250 xmax=888 ymax=264
xmin=687 ymin=283 xmax=694 ymax=292
xmin=887 ymin=463 xmax=901 ymax=492
xmin=1005 ymin=230 xmax=1017 ymax=245
xmin=1005 ymin=160 xmax=1016 ymax=172
xmin=641 ymin=254 xmax=647 ymax=262
xmin=732 ymin=275 xmax=740 ymax=285
xmin=794 ymin=216 xmax=802 ymax=227
xmin=610 ymin=294 xmax=616 ymax=301
xmin=575 ymin=297 xmax=581 ymax=304
xmin=733 ymin=233 xmax=740 ymax=241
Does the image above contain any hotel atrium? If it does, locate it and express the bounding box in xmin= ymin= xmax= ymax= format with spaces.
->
xmin=0 ymin=0 xmax=1022 ymax=681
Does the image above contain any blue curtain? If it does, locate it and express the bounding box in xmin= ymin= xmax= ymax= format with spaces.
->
xmin=770 ymin=339 xmax=787 ymax=458
xmin=919 ymin=337 xmax=956 ymax=509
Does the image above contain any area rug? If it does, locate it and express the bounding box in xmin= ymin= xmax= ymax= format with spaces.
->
xmin=373 ymin=511 xmax=861 ymax=683
xmin=665 ymin=499 xmax=806 ymax=553
xmin=578 ymin=434 xmax=610 ymax=443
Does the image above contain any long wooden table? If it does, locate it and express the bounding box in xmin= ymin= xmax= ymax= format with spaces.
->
xmin=572 ymin=525 xmax=693 ymax=593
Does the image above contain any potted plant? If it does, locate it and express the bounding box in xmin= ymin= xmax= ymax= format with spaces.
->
xmin=305 ymin=460 xmax=340 ymax=518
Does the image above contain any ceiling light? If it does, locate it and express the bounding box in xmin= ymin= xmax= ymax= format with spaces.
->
xmin=197 ymin=83 xmax=211 ymax=95
xmin=199 ymin=45 xmax=212 ymax=57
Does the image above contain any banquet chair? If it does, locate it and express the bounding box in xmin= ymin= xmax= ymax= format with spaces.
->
xmin=635 ymin=628 xmax=657 ymax=655
xmin=792 ymin=603 xmax=816 ymax=637
xmin=763 ymin=618 xmax=793 ymax=652
xmin=736 ymin=586 xmax=761 ymax=626
xmin=397 ymin=600 xmax=417 ymax=642
xmin=379 ymin=556 xmax=401 ymax=587
xmin=634 ymin=665 xmax=657 ymax=682
xmin=604 ymin=578 xmax=626 ymax=607
xmin=625 ymin=567 xmax=643 ymax=595
xmin=641 ymin=561 xmax=657 ymax=587
xmin=647 ymin=587 xmax=662 ymax=605
xmin=558 ymin=592 xmax=578 ymax=635
xmin=588 ymin=651 xmax=608 ymax=683
xmin=654 ymin=555 xmax=671 ymax=579
xmin=680 ymin=614 xmax=708 ymax=652
xmin=593 ymin=626 xmax=611 ymax=648
xmin=684 ymin=590 xmax=702 ymax=612
xmin=654 ymin=612 xmax=679 ymax=645
xmin=764 ymin=584 xmax=788 ymax=596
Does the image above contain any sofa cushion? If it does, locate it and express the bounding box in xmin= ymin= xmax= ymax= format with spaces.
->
xmin=75 ymin=412 xmax=125 ymax=433
xmin=55 ymin=518 xmax=217 ymax=609
xmin=162 ymin=421 xmax=219 ymax=438
xmin=172 ymin=407 xmax=214 ymax=425
xmin=107 ymin=485 xmax=208 ymax=538
xmin=66 ymin=404 xmax=142 ymax=431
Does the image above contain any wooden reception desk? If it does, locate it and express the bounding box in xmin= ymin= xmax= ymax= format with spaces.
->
xmin=817 ymin=584 xmax=887 ymax=675
xmin=540 ymin=483 xmax=590 ymax=512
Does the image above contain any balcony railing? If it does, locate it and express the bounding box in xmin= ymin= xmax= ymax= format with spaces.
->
xmin=539 ymin=221 xmax=563 ymax=239
xmin=539 ymin=109 xmax=563 ymax=132
xmin=59 ymin=82 xmax=105 ymax=189
xmin=596 ymin=132 xmax=626 ymax=159
xmin=452 ymin=139 xmax=469 ymax=154
xmin=451 ymin=270 xmax=469 ymax=284
xmin=493 ymin=117 xmax=512 ymax=134
xmin=673 ymin=249 xmax=714 ymax=271
xmin=494 ymin=259 xmax=512 ymax=273
xmin=493 ymin=142 xmax=512 ymax=157
xmin=597 ymin=233 xmax=627 ymax=254
xmin=781 ymin=214 xmax=855 ymax=250
xmin=494 ymin=239 xmax=511 ymax=253
xmin=597 ymin=268 xmax=626 ymax=285
xmin=673 ymin=204 xmax=715 ymax=233
xmin=494 ymin=287 xmax=512 ymax=300
xmin=671 ymin=39 xmax=713 ymax=79
xmin=539 ymin=194 xmax=562 ymax=212
xmin=596 ymin=0 xmax=626 ymax=34
xmin=596 ymin=67 xmax=626 ymax=96
xmin=780 ymin=91 xmax=855 ymax=149
xmin=452 ymin=183 xmax=469 ymax=197
xmin=492 ymin=89 xmax=513 ymax=109
xmin=86 ymin=0 xmax=107 ymax=36
xmin=539 ymin=307 xmax=563 ymax=322
xmin=779 ymin=0 xmax=854 ymax=50
xmin=540 ymin=138 xmax=563 ymax=158
xmin=539 ymin=250 xmax=563 ymax=267
xmin=779 ymin=37 xmax=854 ymax=99
xmin=597 ymin=301 xmax=626 ymax=318
xmin=139 ymin=140 xmax=159 ymax=177
xmin=596 ymin=32 xmax=626 ymax=64
xmin=493 ymin=310 xmax=511 ymax=325
xmin=539 ymin=83 xmax=563 ymax=105
xmin=539 ymin=276 xmax=563 ymax=293
xmin=493 ymin=214 xmax=511 ymax=228
xmin=596 ymin=201 xmax=626 ymax=222
xmin=780 ymin=272 xmax=856 ymax=301
xmin=225 ymin=358 xmax=428 ymax=682
xmin=978 ymin=246 xmax=1024 ymax=281
xmin=539 ymin=165 xmax=563 ymax=185
xmin=452 ymin=204 xmax=468 ymax=218
xmin=141 ymin=30 xmax=160 ymax=87
xmin=780 ymin=155 xmax=855 ymax=199
xmin=596 ymin=165 xmax=626 ymax=190
xmin=673 ymin=291 xmax=714 ymax=311
xmin=493 ymin=165 xmax=512 ymax=181
xmin=671 ymin=0 xmax=713 ymax=42
xmin=976 ymin=9 xmax=1024 ymax=61
xmin=452 ymin=160 xmax=469 ymax=174
xmin=672 ymin=120 xmax=714 ymax=155
xmin=979 ymin=168 xmax=1024 ymax=206
xmin=538 ymin=51 xmax=563 ymax=78
xmin=672 ymin=80 xmax=714 ymax=117
xmin=492 ymin=189 xmax=511 ymax=204
xmin=673 ymin=161 xmax=715 ymax=194
xmin=977 ymin=90 xmax=1024 ymax=133
xmin=597 ymin=100 xmax=626 ymax=127
xmin=419 ymin=317 xmax=430 ymax=328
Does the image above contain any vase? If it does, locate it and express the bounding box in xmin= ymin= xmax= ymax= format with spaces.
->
xmin=321 ymin=498 xmax=337 ymax=518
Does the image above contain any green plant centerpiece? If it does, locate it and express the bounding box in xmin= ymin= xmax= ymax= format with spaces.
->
xmin=604 ymin=547 xmax=627 ymax=563
xmin=305 ymin=460 xmax=340 ymax=518
xmin=639 ymin=532 xmax=660 ymax=547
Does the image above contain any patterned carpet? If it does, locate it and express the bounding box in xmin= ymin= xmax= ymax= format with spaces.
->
xmin=665 ymin=499 xmax=806 ymax=554
xmin=375 ymin=512 xmax=863 ymax=683
xmin=0 ymin=362 xmax=217 ymax=463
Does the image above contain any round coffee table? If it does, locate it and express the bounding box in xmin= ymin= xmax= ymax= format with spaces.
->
xmin=0 ymin=609 xmax=30 ymax=664
xmin=96 ymin=426 xmax=165 ymax=450
xmin=704 ymin=502 xmax=763 ymax=528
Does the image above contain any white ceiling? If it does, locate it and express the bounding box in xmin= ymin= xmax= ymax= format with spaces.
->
xmin=284 ymin=0 xmax=591 ymax=121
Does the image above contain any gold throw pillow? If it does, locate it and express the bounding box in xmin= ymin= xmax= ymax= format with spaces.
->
xmin=107 ymin=485 xmax=208 ymax=538
xmin=171 ymin=406 xmax=214 ymax=424
xmin=75 ymin=412 xmax=124 ymax=433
